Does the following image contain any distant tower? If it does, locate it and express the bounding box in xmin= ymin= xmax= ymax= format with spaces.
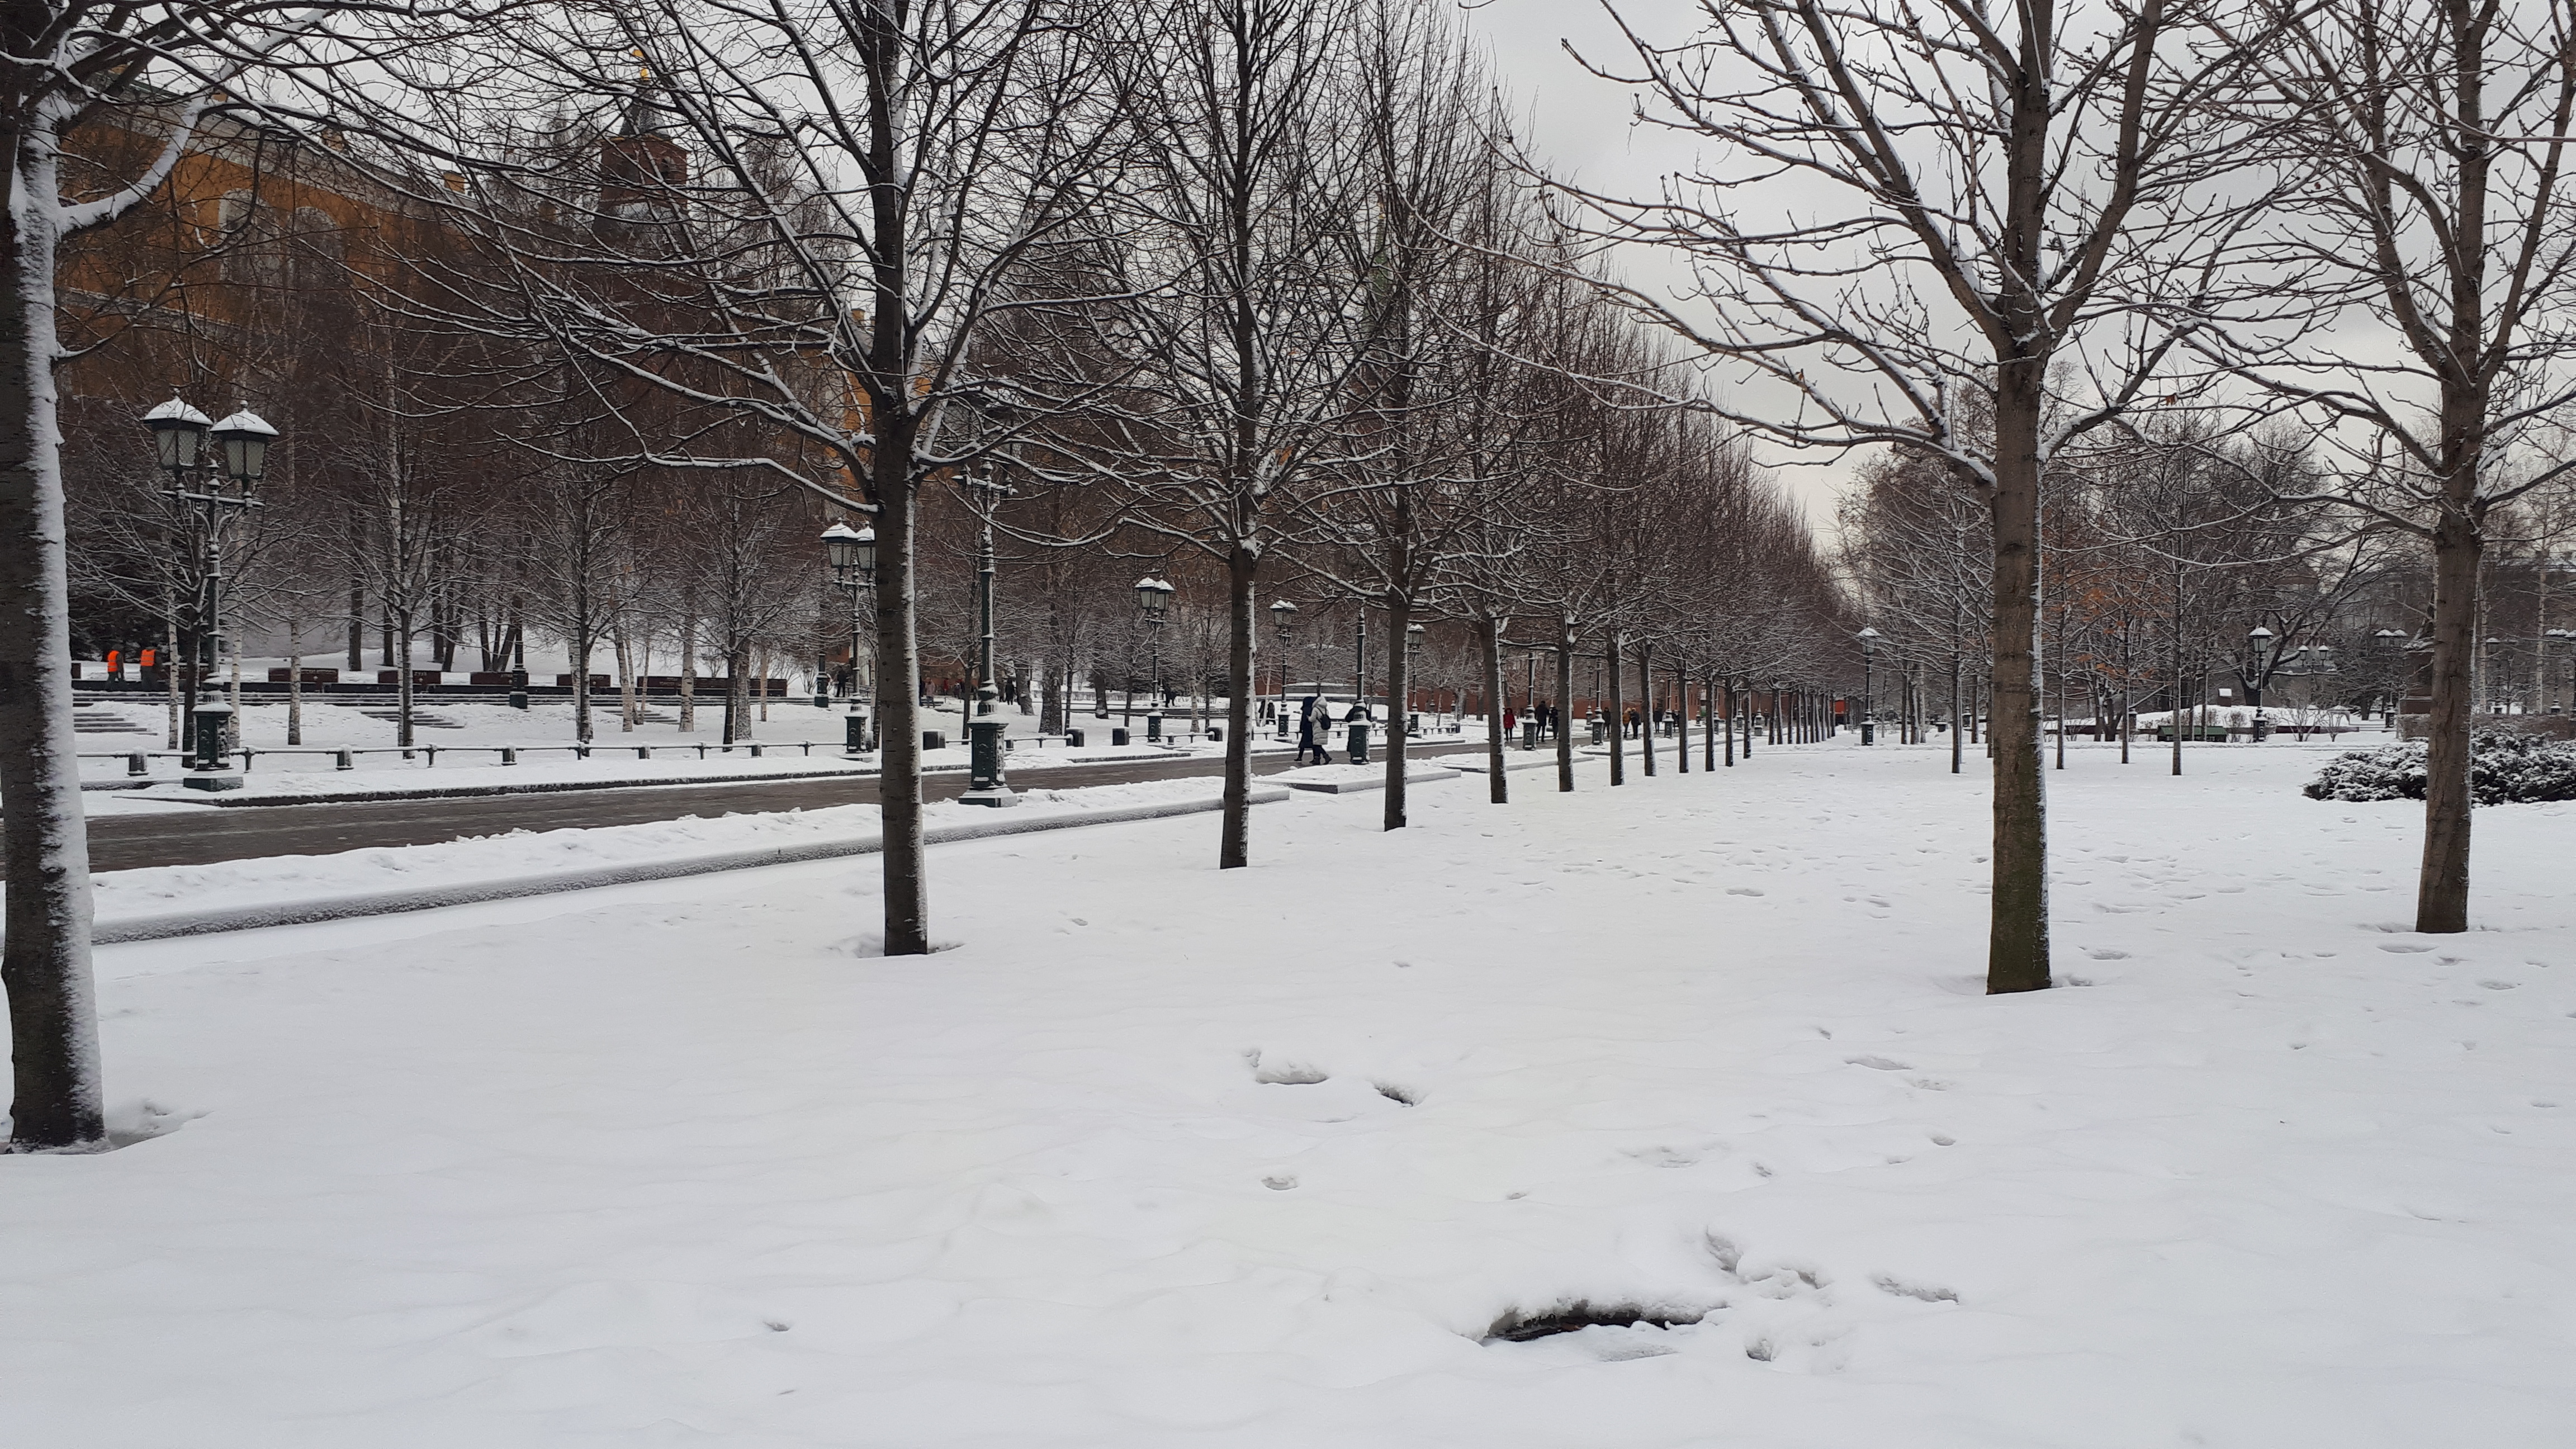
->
xmin=599 ymin=89 xmax=686 ymax=225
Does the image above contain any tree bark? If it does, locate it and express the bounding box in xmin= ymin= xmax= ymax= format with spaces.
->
xmin=0 ymin=136 xmax=103 ymax=1149
xmin=1639 ymin=640 xmax=1657 ymax=776
xmin=2417 ymin=510 xmax=2482 ymax=932
xmin=1478 ymin=612 xmax=1506 ymax=804
xmin=1985 ymin=375 xmax=2052 ymax=994
xmin=1607 ymin=634 xmax=1626 ymax=785
xmin=1382 ymin=590 xmax=1409 ymax=829
xmin=1554 ymin=626 xmax=1576 ymax=792
xmin=874 ymin=444 xmax=929 ymax=954
xmin=1220 ymin=542 xmax=1255 ymax=868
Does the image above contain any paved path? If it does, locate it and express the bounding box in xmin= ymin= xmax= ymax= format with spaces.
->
xmin=77 ymin=740 xmax=1494 ymax=873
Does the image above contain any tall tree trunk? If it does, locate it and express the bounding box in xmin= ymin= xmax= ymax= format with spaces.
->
xmin=874 ymin=454 xmax=929 ymax=954
xmin=1383 ymin=590 xmax=1410 ymax=830
xmin=1985 ymin=381 xmax=2051 ymax=994
xmin=1220 ymin=542 xmax=1254 ymax=868
xmin=679 ymin=603 xmax=698 ymax=733
xmin=395 ymin=610 xmax=415 ymax=749
xmin=0 ymin=151 xmax=103 ymax=1150
xmin=345 ymin=566 xmax=364 ymax=671
xmin=287 ymin=611 xmax=304 ymax=747
xmin=2418 ymin=511 xmax=2482 ymax=932
xmin=1950 ymin=650 xmax=1964 ymax=774
xmin=1554 ymin=626 xmax=1576 ymax=793
xmin=572 ymin=624 xmax=593 ymax=744
xmin=1478 ymin=612 xmax=1506 ymax=804
xmin=1675 ymin=662 xmax=1689 ymax=773
xmin=614 ymin=623 xmax=636 ymax=733
xmin=1607 ymin=634 xmax=1626 ymax=785
xmin=1639 ymin=641 xmax=1656 ymax=776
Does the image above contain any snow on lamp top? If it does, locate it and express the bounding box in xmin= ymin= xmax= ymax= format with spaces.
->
xmin=142 ymin=396 xmax=213 ymax=470
xmin=210 ymin=409 xmax=277 ymax=482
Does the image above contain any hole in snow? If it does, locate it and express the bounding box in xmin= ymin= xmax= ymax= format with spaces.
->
xmin=1374 ymin=1082 xmax=1418 ymax=1106
xmin=1483 ymin=1302 xmax=1710 ymax=1343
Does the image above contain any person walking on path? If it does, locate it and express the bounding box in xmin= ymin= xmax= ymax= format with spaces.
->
xmin=1296 ymin=693 xmax=1327 ymax=765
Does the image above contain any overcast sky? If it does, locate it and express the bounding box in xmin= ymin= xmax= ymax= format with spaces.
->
xmin=1453 ymin=1 xmax=1860 ymax=534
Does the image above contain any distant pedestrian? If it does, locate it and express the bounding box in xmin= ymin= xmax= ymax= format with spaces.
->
xmin=1297 ymin=694 xmax=1328 ymax=764
xmin=1502 ymin=706 xmax=1516 ymax=736
xmin=106 ymin=647 xmax=122 ymax=681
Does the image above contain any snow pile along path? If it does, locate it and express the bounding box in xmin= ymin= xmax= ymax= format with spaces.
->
xmin=79 ymin=777 xmax=1288 ymax=941
xmin=4 ymin=744 xmax=2572 ymax=1447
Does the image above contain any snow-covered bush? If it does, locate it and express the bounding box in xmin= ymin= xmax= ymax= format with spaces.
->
xmin=2305 ymin=733 xmax=2576 ymax=804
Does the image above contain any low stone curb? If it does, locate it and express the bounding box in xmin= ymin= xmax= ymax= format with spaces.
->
xmin=1278 ymin=765 xmax=1463 ymax=795
xmin=81 ymin=788 xmax=1291 ymax=945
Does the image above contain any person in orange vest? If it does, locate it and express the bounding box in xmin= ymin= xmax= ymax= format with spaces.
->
xmin=139 ymin=646 xmax=157 ymax=674
xmin=106 ymin=647 xmax=122 ymax=681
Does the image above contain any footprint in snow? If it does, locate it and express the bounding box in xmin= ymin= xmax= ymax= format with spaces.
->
xmin=1727 ymin=887 xmax=1765 ymax=898
xmin=1845 ymin=1055 xmax=1911 ymax=1071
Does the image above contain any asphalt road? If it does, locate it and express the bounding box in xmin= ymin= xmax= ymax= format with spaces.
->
xmin=76 ymin=740 xmax=1495 ymax=873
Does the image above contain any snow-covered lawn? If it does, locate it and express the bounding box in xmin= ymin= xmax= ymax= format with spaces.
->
xmin=7 ymin=743 xmax=2572 ymax=1447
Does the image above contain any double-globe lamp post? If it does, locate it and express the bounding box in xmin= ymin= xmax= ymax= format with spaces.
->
xmin=821 ymin=520 xmax=876 ymax=756
xmin=143 ymin=397 xmax=277 ymax=791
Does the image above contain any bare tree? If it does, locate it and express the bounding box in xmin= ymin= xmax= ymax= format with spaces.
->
xmin=1090 ymin=0 xmax=1377 ymax=867
xmin=2205 ymin=0 xmax=2576 ymax=931
xmin=1570 ymin=0 xmax=2243 ymax=992
xmin=3 ymin=2 xmax=354 ymax=1150
xmin=377 ymin=0 xmax=1120 ymax=954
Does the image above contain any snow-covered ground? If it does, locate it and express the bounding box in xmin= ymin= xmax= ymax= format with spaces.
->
xmin=8 ymin=741 xmax=2572 ymax=1447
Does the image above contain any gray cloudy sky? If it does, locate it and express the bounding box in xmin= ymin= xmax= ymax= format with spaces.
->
xmin=1455 ymin=1 xmax=1860 ymax=533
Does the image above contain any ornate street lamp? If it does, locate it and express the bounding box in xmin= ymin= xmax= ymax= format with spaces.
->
xmin=1135 ymin=576 xmax=1174 ymax=738
xmin=144 ymin=396 xmax=212 ymax=470
xmin=822 ymin=520 xmax=876 ymax=755
xmin=1270 ymin=599 xmax=1296 ymax=721
xmin=1405 ymin=622 xmax=1424 ymax=727
xmin=2244 ymin=626 xmax=2277 ymax=737
xmin=144 ymin=398 xmax=274 ymax=790
xmin=1857 ymin=626 xmax=1881 ymax=745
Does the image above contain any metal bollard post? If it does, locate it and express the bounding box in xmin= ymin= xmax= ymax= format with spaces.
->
xmin=336 ymin=749 xmax=354 ymax=770
xmin=127 ymin=752 xmax=147 ymax=776
xmin=501 ymin=747 xmax=518 ymax=765
xmin=637 ymin=746 xmax=651 ymax=759
xmin=425 ymin=746 xmax=437 ymax=768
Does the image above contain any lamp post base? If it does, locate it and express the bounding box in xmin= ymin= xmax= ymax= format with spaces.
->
xmin=964 ymin=716 xmax=1016 ymax=804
